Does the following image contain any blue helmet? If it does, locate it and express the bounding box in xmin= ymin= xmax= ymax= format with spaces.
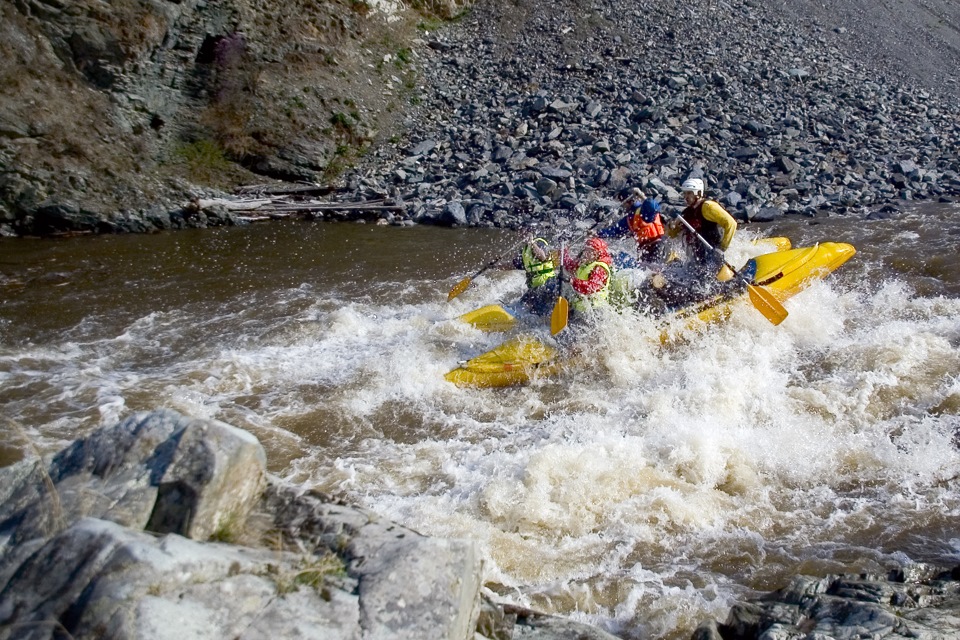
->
xmin=639 ymin=198 xmax=660 ymax=223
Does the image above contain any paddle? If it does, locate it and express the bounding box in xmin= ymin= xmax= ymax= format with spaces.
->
xmin=550 ymin=241 xmax=569 ymax=335
xmin=670 ymin=212 xmax=788 ymax=326
xmin=447 ymin=237 xmax=528 ymax=302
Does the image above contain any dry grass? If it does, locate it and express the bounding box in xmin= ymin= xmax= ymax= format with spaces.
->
xmin=272 ymin=552 xmax=347 ymax=597
xmin=4 ymin=417 xmax=65 ymax=536
xmin=1 ymin=620 xmax=76 ymax=639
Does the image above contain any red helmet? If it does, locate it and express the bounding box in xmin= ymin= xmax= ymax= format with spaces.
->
xmin=584 ymin=237 xmax=612 ymax=263
xmin=585 ymin=237 xmax=607 ymax=252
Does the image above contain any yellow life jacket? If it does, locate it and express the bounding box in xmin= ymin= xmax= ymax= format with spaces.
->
xmin=571 ymin=261 xmax=612 ymax=312
xmin=521 ymin=239 xmax=557 ymax=288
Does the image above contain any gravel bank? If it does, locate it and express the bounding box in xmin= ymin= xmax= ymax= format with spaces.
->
xmin=342 ymin=0 xmax=960 ymax=229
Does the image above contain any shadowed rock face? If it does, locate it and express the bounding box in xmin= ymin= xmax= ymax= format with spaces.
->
xmin=0 ymin=409 xmax=266 ymax=549
xmin=0 ymin=0 xmax=458 ymax=236
xmin=0 ymin=517 xmax=366 ymax=640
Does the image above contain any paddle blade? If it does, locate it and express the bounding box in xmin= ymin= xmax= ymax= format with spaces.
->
xmin=746 ymin=283 xmax=788 ymax=325
xmin=447 ymin=277 xmax=472 ymax=302
xmin=550 ymin=296 xmax=569 ymax=335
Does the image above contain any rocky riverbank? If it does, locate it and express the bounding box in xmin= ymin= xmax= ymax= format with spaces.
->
xmin=4 ymin=409 xmax=960 ymax=639
xmin=341 ymin=0 xmax=960 ymax=230
xmin=0 ymin=409 xmax=620 ymax=640
xmin=3 ymin=0 xmax=959 ymax=236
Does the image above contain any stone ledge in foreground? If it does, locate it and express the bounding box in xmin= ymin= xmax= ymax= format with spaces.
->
xmin=0 ymin=409 xmax=620 ymax=640
xmin=693 ymin=567 xmax=960 ymax=640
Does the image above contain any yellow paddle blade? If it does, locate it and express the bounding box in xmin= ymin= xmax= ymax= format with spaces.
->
xmin=746 ymin=283 xmax=788 ymax=326
xmin=550 ymin=296 xmax=569 ymax=335
xmin=447 ymin=277 xmax=472 ymax=302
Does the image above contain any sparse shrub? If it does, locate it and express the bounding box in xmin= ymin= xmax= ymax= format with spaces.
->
xmin=409 ymin=0 xmax=472 ymax=20
xmin=198 ymin=32 xmax=261 ymax=158
xmin=330 ymin=112 xmax=353 ymax=130
xmin=174 ymin=140 xmax=231 ymax=183
xmin=350 ymin=0 xmax=371 ymax=17
xmin=210 ymin=513 xmax=240 ymax=543
xmin=273 ymin=553 xmax=346 ymax=596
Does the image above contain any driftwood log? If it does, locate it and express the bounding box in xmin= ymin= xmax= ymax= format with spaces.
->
xmin=195 ymin=194 xmax=405 ymax=224
xmin=234 ymin=184 xmax=336 ymax=197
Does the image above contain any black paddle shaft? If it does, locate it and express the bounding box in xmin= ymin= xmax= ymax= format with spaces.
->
xmin=670 ymin=212 xmax=744 ymax=281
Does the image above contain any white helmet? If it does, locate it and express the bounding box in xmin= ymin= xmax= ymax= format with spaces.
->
xmin=680 ymin=177 xmax=704 ymax=196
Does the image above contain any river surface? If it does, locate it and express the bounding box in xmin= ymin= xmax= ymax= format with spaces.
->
xmin=2 ymin=204 xmax=960 ymax=639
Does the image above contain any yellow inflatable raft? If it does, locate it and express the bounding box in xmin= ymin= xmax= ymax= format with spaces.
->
xmin=445 ymin=241 xmax=856 ymax=388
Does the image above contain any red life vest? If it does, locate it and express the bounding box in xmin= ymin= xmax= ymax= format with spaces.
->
xmin=627 ymin=212 xmax=664 ymax=246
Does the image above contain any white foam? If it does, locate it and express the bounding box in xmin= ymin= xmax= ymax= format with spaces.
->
xmin=6 ymin=252 xmax=960 ymax=640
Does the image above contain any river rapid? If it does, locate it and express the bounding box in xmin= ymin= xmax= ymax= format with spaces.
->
xmin=2 ymin=205 xmax=960 ymax=639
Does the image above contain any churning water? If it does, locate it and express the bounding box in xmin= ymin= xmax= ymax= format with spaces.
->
xmin=2 ymin=204 xmax=959 ymax=639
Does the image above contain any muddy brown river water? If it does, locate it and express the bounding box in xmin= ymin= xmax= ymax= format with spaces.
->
xmin=2 ymin=204 xmax=959 ymax=639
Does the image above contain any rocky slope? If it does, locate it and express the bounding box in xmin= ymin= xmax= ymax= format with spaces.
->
xmin=344 ymin=0 xmax=960 ymax=230
xmin=0 ymin=0 xmax=464 ymax=236
xmin=2 ymin=0 xmax=959 ymax=236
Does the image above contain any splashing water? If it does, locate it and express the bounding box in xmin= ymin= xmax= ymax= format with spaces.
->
xmin=1 ymin=212 xmax=959 ymax=639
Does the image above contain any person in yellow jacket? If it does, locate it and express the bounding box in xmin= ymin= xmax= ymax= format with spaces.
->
xmin=643 ymin=176 xmax=741 ymax=312
xmin=669 ymin=177 xmax=737 ymax=281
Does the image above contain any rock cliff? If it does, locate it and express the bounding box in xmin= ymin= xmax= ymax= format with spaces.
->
xmin=1 ymin=0 xmax=466 ymax=236
xmin=3 ymin=0 xmax=960 ymax=236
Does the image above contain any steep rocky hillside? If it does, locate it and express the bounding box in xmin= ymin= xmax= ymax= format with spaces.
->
xmin=781 ymin=0 xmax=960 ymax=95
xmin=2 ymin=0 xmax=959 ymax=236
xmin=344 ymin=0 xmax=960 ymax=230
xmin=0 ymin=0 xmax=467 ymax=235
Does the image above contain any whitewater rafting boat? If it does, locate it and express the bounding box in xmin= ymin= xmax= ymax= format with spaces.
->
xmin=457 ymin=235 xmax=795 ymax=333
xmin=445 ymin=241 xmax=856 ymax=388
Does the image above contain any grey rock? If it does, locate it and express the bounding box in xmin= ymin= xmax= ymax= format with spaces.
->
xmin=0 ymin=517 xmax=362 ymax=640
xmin=535 ymin=177 xmax=558 ymax=197
xmin=411 ymin=139 xmax=438 ymax=156
xmin=0 ymin=409 xmax=266 ymax=553
xmin=696 ymin=569 xmax=960 ymax=640
xmin=500 ymin=603 xmax=622 ymax=639
xmin=355 ymin=536 xmax=481 ymax=640
xmin=33 ymin=200 xmax=101 ymax=234
xmin=731 ymin=147 xmax=761 ymax=161
xmin=540 ymin=166 xmax=572 ymax=180
xmin=723 ymin=191 xmax=743 ymax=207
xmin=440 ymin=200 xmax=468 ymax=225
xmin=592 ymin=139 xmax=611 ymax=153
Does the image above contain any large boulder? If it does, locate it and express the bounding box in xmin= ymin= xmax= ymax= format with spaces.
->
xmin=0 ymin=409 xmax=267 ymax=551
xmin=0 ymin=517 xmax=362 ymax=640
xmin=263 ymin=484 xmax=484 ymax=640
